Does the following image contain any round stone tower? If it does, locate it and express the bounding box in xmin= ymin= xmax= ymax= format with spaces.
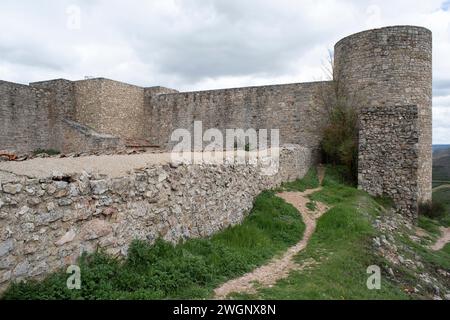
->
xmin=334 ymin=26 xmax=432 ymax=206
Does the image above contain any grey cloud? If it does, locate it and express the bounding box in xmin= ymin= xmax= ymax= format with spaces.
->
xmin=0 ymin=44 xmax=71 ymax=71
xmin=434 ymin=79 xmax=450 ymax=97
xmin=111 ymin=0 xmax=348 ymax=82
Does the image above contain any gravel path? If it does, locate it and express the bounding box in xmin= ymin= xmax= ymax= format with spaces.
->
xmin=214 ymin=184 xmax=329 ymax=299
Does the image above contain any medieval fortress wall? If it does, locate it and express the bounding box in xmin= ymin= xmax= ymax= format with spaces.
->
xmin=0 ymin=146 xmax=312 ymax=289
xmin=145 ymin=82 xmax=331 ymax=153
xmin=334 ymin=26 xmax=432 ymax=209
xmin=0 ymin=26 xmax=432 ymax=289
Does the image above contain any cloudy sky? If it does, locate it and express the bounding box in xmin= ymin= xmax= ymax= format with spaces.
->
xmin=0 ymin=0 xmax=449 ymax=143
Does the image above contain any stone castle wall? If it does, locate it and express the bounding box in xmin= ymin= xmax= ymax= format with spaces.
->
xmin=29 ymin=79 xmax=77 ymax=152
xmin=0 ymin=146 xmax=312 ymax=291
xmin=74 ymin=79 xmax=146 ymax=140
xmin=0 ymin=24 xmax=435 ymax=293
xmin=0 ymin=81 xmax=54 ymax=154
xmin=0 ymin=26 xmax=433 ymax=220
xmin=334 ymin=26 xmax=432 ymax=204
xmin=144 ymin=82 xmax=331 ymax=155
xmin=358 ymin=106 xmax=420 ymax=219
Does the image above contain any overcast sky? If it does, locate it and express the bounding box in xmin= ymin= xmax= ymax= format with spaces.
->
xmin=0 ymin=0 xmax=449 ymax=143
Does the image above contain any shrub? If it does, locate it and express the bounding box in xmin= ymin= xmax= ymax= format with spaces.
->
xmin=321 ymin=100 xmax=359 ymax=182
xmin=419 ymin=200 xmax=446 ymax=219
xmin=318 ymin=52 xmax=361 ymax=184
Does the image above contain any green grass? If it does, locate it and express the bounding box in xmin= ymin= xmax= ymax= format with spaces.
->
xmin=411 ymin=185 xmax=450 ymax=274
xmin=431 ymin=186 xmax=450 ymax=227
xmin=281 ymin=167 xmax=320 ymax=192
xmin=418 ymin=216 xmax=441 ymax=236
xmin=231 ymin=167 xmax=409 ymax=300
xmin=33 ymin=149 xmax=60 ymax=156
xmin=399 ymin=233 xmax=450 ymax=272
xmin=2 ymin=191 xmax=305 ymax=300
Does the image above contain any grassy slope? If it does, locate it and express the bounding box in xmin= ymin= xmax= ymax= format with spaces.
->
xmin=415 ymin=185 xmax=450 ymax=275
xmin=233 ymin=167 xmax=450 ymax=300
xmin=232 ymin=167 xmax=409 ymax=300
xmin=4 ymin=166 xmax=449 ymax=300
xmin=2 ymin=191 xmax=305 ymax=300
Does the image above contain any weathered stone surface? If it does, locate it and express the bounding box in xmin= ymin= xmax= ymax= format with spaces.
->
xmin=0 ymin=271 xmax=11 ymax=284
xmin=35 ymin=211 xmax=63 ymax=226
xmin=335 ymin=26 xmax=432 ymax=216
xmin=91 ymin=180 xmax=108 ymax=195
xmin=55 ymin=230 xmax=77 ymax=246
xmin=80 ymin=219 xmax=113 ymax=240
xmin=0 ymin=146 xmax=312 ymax=292
xmin=0 ymin=239 xmax=14 ymax=257
xmin=2 ymin=184 xmax=22 ymax=195
xmin=358 ymin=106 xmax=421 ymax=219
xmin=13 ymin=260 xmax=30 ymax=277
xmin=102 ymin=207 xmax=117 ymax=216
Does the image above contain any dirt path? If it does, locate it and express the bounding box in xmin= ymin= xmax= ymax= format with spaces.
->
xmin=214 ymin=168 xmax=328 ymax=299
xmin=431 ymin=227 xmax=450 ymax=251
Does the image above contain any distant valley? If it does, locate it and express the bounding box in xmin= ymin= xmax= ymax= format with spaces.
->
xmin=433 ymin=145 xmax=450 ymax=187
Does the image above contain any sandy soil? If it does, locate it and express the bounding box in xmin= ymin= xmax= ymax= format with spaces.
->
xmin=0 ymin=149 xmax=285 ymax=179
xmin=0 ymin=153 xmax=172 ymax=179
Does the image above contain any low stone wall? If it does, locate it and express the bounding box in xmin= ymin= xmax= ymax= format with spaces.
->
xmin=358 ymin=105 xmax=419 ymax=219
xmin=0 ymin=145 xmax=313 ymax=292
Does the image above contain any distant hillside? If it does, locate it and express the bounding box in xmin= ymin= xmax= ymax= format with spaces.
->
xmin=433 ymin=145 xmax=450 ymax=187
xmin=433 ymin=145 xmax=450 ymax=152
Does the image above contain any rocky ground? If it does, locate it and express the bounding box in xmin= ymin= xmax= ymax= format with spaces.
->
xmin=372 ymin=208 xmax=450 ymax=300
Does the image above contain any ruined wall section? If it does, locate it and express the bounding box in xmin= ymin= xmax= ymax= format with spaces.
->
xmin=60 ymin=119 xmax=124 ymax=154
xmin=144 ymin=82 xmax=332 ymax=154
xmin=334 ymin=26 xmax=432 ymax=206
xmin=358 ymin=105 xmax=419 ymax=219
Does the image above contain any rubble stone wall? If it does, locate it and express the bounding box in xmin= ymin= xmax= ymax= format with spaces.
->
xmin=0 ymin=145 xmax=313 ymax=291
xmin=358 ymin=105 xmax=420 ymax=219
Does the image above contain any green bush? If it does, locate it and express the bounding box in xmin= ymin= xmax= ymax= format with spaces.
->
xmin=282 ymin=167 xmax=320 ymax=192
xmin=321 ymin=100 xmax=359 ymax=183
xmin=317 ymin=54 xmax=361 ymax=184
xmin=419 ymin=200 xmax=446 ymax=220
